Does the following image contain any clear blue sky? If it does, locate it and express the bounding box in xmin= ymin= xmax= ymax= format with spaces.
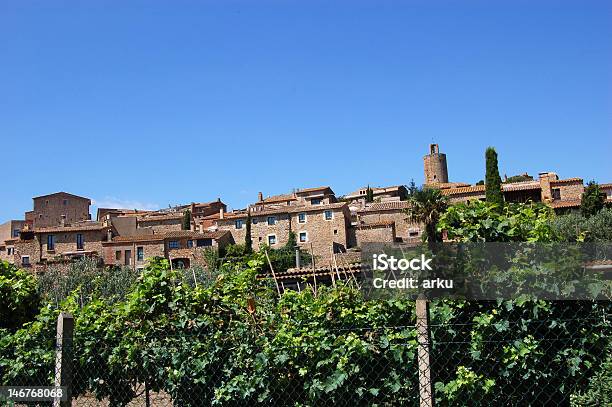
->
xmin=1 ymin=0 xmax=610 ymax=220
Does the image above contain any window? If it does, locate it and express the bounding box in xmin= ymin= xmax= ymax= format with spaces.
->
xmin=197 ymin=239 xmax=212 ymax=247
xmin=168 ymin=240 xmax=179 ymax=249
xmin=268 ymin=235 xmax=277 ymax=245
xmin=187 ymin=240 xmax=193 ymax=248
xmin=311 ymin=198 xmax=322 ymax=205
xmin=235 ymin=219 xmax=243 ymax=229
xmin=299 ymin=232 xmax=307 ymax=243
xmin=409 ymin=231 xmax=419 ymax=237
xmin=125 ymin=250 xmax=132 ymax=266
xmin=115 ymin=250 xmax=121 ymax=261
xmin=298 ymin=213 xmax=307 ymax=223
xmin=76 ymin=233 xmax=84 ymax=250
xmin=267 ymin=216 xmax=277 ymax=225
xmin=7 ymin=248 xmax=13 ymax=255
xmin=552 ymin=188 xmax=561 ymax=200
xmin=252 ymin=217 xmax=258 ymax=224
xmin=21 ymin=256 xmax=30 ymax=266
xmin=334 ymin=229 xmax=338 ymax=235
xmin=12 ymin=229 xmax=20 ymax=238
xmin=137 ymin=247 xmax=144 ymax=261
xmin=47 ymin=235 xmax=55 ymax=251
xmin=324 ymin=210 xmax=333 ymax=220
xmin=63 ymin=199 xmax=68 ymax=205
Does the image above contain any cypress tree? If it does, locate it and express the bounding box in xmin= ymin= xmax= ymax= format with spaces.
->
xmin=365 ymin=185 xmax=374 ymax=203
xmin=245 ymin=212 xmax=253 ymax=253
xmin=581 ymin=181 xmax=605 ymax=217
xmin=182 ymin=209 xmax=191 ymax=230
xmin=485 ymin=147 xmax=504 ymax=207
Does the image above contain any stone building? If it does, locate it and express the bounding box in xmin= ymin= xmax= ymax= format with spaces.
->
xmin=424 ymin=144 xmax=449 ymax=184
xmin=213 ymin=187 xmax=351 ymax=261
xmin=7 ymin=219 xmax=113 ymax=269
xmin=101 ymin=230 xmax=232 ymax=270
xmin=344 ymin=185 xmax=408 ymax=203
xmin=355 ymin=201 xmax=421 ymax=243
xmin=0 ymin=220 xmax=26 ymax=262
xmin=136 ymin=212 xmax=184 ymax=233
xmin=27 ymin=192 xmax=91 ymax=229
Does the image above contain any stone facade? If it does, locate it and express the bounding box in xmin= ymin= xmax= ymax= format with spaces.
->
xmin=424 ymin=144 xmax=449 ymax=184
xmin=31 ymin=192 xmax=91 ymax=228
xmin=216 ymin=201 xmax=350 ymax=262
xmin=355 ymin=221 xmax=396 ymax=245
xmin=137 ymin=213 xmax=183 ymax=233
xmin=356 ymin=201 xmax=422 ymax=242
xmin=102 ymin=230 xmax=231 ymax=269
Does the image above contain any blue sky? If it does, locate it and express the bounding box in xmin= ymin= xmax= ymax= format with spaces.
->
xmin=1 ymin=0 xmax=610 ymax=220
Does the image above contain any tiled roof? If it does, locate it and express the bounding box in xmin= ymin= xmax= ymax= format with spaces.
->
xmin=357 ymin=201 xmax=410 ymax=213
xmin=32 ymin=191 xmax=91 ymax=201
xmin=549 ymin=199 xmax=581 ymax=209
xmin=297 ymin=186 xmax=332 ymax=193
xmin=260 ymin=194 xmax=297 ymax=204
xmin=345 ymin=185 xmax=406 ymax=198
xmin=220 ymin=203 xmax=348 ymax=220
xmin=260 ymin=262 xmax=362 ymax=280
xmin=106 ymin=230 xmax=229 ymax=244
xmin=357 ymin=220 xmax=395 ymax=228
xmin=34 ymin=222 xmax=109 ymax=233
xmin=440 ymin=185 xmax=486 ymax=196
xmin=550 ymin=178 xmax=583 ymax=185
xmin=598 ymin=183 xmax=612 ymax=189
xmin=502 ymin=181 xmax=542 ymax=192
xmin=425 ymin=182 xmax=471 ymax=189
xmin=137 ymin=213 xmax=183 ymax=221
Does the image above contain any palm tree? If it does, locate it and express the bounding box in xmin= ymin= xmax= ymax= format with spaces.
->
xmin=404 ymin=187 xmax=449 ymax=248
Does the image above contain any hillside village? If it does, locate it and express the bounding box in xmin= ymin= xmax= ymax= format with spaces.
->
xmin=1 ymin=144 xmax=611 ymax=274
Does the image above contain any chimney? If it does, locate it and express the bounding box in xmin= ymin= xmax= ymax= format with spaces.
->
xmin=199 ymin=223 xmax=204 ymax=233
xmin=60 ymin=215 xmax=66 ymax=227
xmin=107 ymin=228 xmax=113 ymax=242
xmin=217 ymin=197 xmax=221 ymax=203
xmin=219 ymin=207 xmax=224 ymax=220
xmin=295 ymin=249 xmax=301 ymax=269
xmin=258 ymin=192 xmax=263 ymax=202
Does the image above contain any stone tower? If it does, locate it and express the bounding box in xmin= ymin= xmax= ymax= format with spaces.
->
xmin=423 ymin=144 xmax=449 ymax=184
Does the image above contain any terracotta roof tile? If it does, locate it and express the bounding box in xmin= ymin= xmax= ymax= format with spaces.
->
xmin=357 ymin=201 xmax=410 ymax=213
xmin=425 ymin=182 xmax=471 ymax=189
xmin=220 ymin=202 xmax=348 ymax=220
xmin=34 ymin=222 xmax=109 ymax=233
xmin=549 ymin=199 xmax=582 ymax=209
xmin=502 ymin=181 xmax=542 ymax=192
xmin=296 ymin=186 xmax=332 ymax=193
xmin=550 ymin=178 xmax=583 ymax=185
xmin=440 ymin=185 xmax=486 ymax=196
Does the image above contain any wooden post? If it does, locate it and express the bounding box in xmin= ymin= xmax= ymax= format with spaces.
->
xmin=416 ymin=297 xmax=434 ymax=407
xmin=54 ymin=312 xmax=74 ymax=407
xmin=264 ymin=250 xmax=282 ymax=297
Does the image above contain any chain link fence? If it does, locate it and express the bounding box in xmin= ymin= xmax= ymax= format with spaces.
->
xmin=1 ymin=301 xmax=610 ymax=406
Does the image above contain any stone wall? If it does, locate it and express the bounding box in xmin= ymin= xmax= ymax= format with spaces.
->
xmin=553 ymin=182 xmax=584 ymax=201
xmin=103 ymin=240 xmax=165 ymax=268
xmin=137 ymin=218 xmax=182 ymax=233
xmin=32 ymin=193 xmax=90 ymax=228
xmin=38 ymin=230 xmax=106 ymax=262
xmin=355 ymin=223 xmax=396 ymax=245
xmin=291 ymin=206 xmax=350 ymax=263
xmin=13 ymin=238 xmax=40 ymax=268
xmin=358 ymin=211 xmax=421 ymax=242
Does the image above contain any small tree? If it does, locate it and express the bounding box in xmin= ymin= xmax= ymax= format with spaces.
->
xmin=404 ymin=187 xmax=448 ymax=249
xmin=182 ymin=209 xmax=191 ymax=230
xmin=485 ymin=147 xmax=504 ymax=207
xmin=365 ymin=185 xmax=374 ymax=203
xmin=245 ymin=212 xmax=253 ymax=254
xmin=581 ymin=181 xmax=605 ymax=217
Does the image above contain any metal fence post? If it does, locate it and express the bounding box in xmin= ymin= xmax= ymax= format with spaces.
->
xmin=54 ymin=312 xmax=74 ymax=407
xmin=416 ymin=297 xmax=434 ymax=407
